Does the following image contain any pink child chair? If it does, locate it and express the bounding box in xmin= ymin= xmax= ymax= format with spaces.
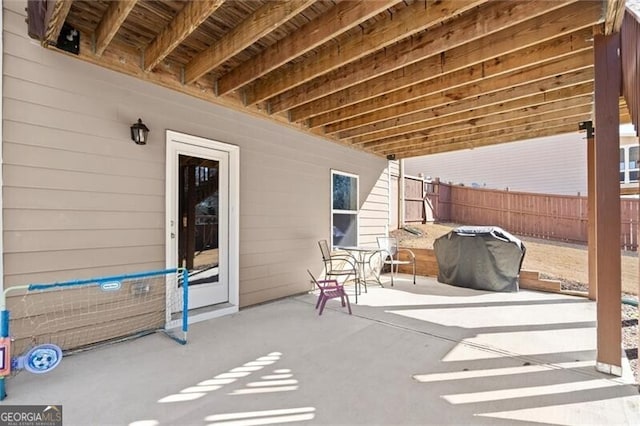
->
xmin=307 ymin=270 xmax=352 ymax=315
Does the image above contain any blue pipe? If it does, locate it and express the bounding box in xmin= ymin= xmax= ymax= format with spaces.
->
xmin=28 ymin=268 xmax=179 ymax=291
xmin=622 ymin=297 xmax=638 ymax=307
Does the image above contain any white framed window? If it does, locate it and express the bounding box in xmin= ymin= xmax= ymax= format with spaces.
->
xmin=620 ymin=145 xmax=639 ymax=184
xmin=331 ymin=170 xmax=359 ymax=248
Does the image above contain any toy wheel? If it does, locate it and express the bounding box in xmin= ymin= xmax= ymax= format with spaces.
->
xmin=24 ymin=344 xmax=63 ymax=374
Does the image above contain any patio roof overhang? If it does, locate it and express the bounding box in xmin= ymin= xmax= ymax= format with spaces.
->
xmin=26 ymin=0 xmax=631 ymax=159
xmin=23 ymin=0 xmax=636 ymax=377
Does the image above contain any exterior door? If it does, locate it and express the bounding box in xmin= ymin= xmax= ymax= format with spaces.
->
xmin=166 ymin=132 xmax=239 ymax=314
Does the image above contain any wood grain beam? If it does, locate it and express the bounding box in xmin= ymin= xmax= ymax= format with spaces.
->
xmin=94 ymin=0 xmax=137 ymax=56
xmin=593 ymin=31 xmax=622 ymax=373
xmin=362 ymin=98 xmax=593 ymax=148
xmin=183 ymin=0 xmax=314 ymax=85
xmin=216 ymin=0 xmax=400 ymax=97
xmin=244 ymin=0 xmax=485 ymax=106
xmin=371 ymin=106 xmax=592 ymax=153
xmin=143 ymin=0 xmax=225 ymax=72
xmin=605 ymin=0 xmax=627 ymax=34
xmin=280 ymin=0 xmax=581 ymax=117
xmin=393 ymin=123 xmax=578 ymax=158
xmin=356 ymin=91 xmax=594 ymax=145
xmin=304 ymin=24 xmax=594 ymax=126
xmin=325 ymin=50 xmax=593 ymax=135
xmin=337 ymin=71 xmax=594 ymax=141
xmin=44 ymin=0 xmax=73 ymax=46
xmin=377 ymin=114 xmax=588 ymax=154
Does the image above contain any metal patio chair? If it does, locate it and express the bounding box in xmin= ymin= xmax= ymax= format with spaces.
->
xmin=318 ymin=239 xmax=358 ymax=285
xmin=307 ymin=270 xmax=352 ymax=315
xmin=377 ymin=236 xmax=416 ymax=286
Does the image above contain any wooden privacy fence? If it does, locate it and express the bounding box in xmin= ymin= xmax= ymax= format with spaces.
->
xmin=407 ymin=178 xmax=639 ymax=250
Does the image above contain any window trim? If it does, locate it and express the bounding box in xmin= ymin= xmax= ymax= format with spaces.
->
xmin=620 ymin=145 xmax=639 ymax=184
xmin=330 ymin=169 xmax=359 ymax=248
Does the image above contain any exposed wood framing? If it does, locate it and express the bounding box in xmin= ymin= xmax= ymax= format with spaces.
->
xmin=43 ymin=0 xmax=73 ymax=46
xmin=244 ymin=0 xmax=485 ymax=106
xmin=622 ymin=9 xmax=640 ymax=133
xmin=368 ymin=104 xmax=593 ymax=153
xmin=184 ymin=0 xmax=314 ymax=85
xmin=216 ymin=0 xmax=400 ymax=96
xmin=605 ymin=0 xmax=627 ymax=34
xmin=143 ymin=0 xmax=225 ymax=72
xmin=325 ymin=51 xmax=593 ymax=136
xmin=356 ymin=95 xmax=594 ymax=146
xmin=283 ymin=0 xmax=581 ymax=118
xmin=94 ymin=0 xmax=137 ymax=56
xmin=28 ymin=0 xmax=612 ymax=159
xmin=308 ymin=25 xmax=591 ymax=128
xmin=397 ymin=124 xmax=579 ymax=158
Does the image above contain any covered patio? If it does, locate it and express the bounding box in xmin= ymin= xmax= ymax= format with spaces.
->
xmin=3 ymin=1 xmax=637 ymax=414
xmin=6 ymin=276 xmax=640 ymax=425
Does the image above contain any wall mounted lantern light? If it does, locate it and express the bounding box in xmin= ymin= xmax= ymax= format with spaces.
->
xmin=130 ymin=118 xmax=150 ymax=145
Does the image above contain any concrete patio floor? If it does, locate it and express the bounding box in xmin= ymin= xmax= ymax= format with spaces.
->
xmin=3 ymin=275 xmax=640 ymax=425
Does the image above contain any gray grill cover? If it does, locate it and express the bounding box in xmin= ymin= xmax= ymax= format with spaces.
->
xmin=434 ymin=226 xmax=526 ymax=292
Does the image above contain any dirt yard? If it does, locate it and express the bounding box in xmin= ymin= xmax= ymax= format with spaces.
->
xmin=392 ymin=222 xmax=639 ymax=296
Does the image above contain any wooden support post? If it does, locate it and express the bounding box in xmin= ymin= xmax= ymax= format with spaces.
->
xmin=593 ymin=32 xmax=622 ymax=376
xmin=585 ymin=122 xmax=597 ymax=301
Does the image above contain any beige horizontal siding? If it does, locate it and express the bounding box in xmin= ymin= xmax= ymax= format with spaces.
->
xmin=359 ymin=167 xmax=390 ymax=247
xmin=4 ymin=210 xmax=163 ymax=231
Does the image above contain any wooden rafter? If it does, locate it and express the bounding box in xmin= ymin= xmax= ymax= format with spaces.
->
xmin=143 ymin=0 xmax=225 ymax=72
xmin=355 ymin=90 xmax=594 ymax=145
xmin=325 ymin=50 xmax=593 ymax=135
xmin=94 ymin=0 xmax=137 ymax=56
xmin=395 ymin=123 xmax=579 ymax=158
xmin=33 ymin=0 xmax=611 ymax=159
xmin=360 ymin=96 xmax=594 ymax=147
xmin=605 ymin=0 xmax=627 ymax=34
xmin=184 ymin=0 xmax=314 ymax=85
xmin=44 ymin=0 xmax=73 ymax=46
xmin=371 ymin=105 xmax=592 ymax=154
xmin=293 ymin=3 xmax=598 ymax=124
xmin=278 ymin=0 xmax=579 ymax=117
xmin=244 ymin=0 xmax=485 ymax=106
xmin=216 ymin=0 xmax=400 ymax=97
xmin=336 ymin=73 xmax=594 ymax=141
xmin=306 ymin=30 xmax=595 ymax=129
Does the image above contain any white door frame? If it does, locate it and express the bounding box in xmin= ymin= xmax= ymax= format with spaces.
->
xmin=165 ymin=130 xmax=239 ymax=323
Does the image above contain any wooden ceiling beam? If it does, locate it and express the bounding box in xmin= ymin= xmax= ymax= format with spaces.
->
xmin=183 ymin=0 xmax=314 ymax=85
xmin=394 ymin=123 xmax=579 ymax=158
xmin=216 ymin=0 xmax=400 ymax=97
xmin=44 ymin=0 xmax=74 ymax=46
xmin=356 ymin=90 xmax=594 ymax=144
xmin=143 ymin=0 xmax=225 ymax=72
xmin=281 ymin=0 xmax=581 ymax=118
xmin=371 ymin=105 xmax=592 ymax=153
xmin=361 ymin=97 xmax=594 ymax=148
xmin=605 ymin=0 xmax=627 ymax=34
xmin=244 ymin=0 xmax=485 ymax=106
xmin=337 ymin=69 xmax=594 ymax=140
xmin=94 ymin=0 xmax=138 ymax=56
xmin=325 ymin=49 xmax=593 ymax=135
xmin=303 ymin=24 xmax=594 ymax=126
